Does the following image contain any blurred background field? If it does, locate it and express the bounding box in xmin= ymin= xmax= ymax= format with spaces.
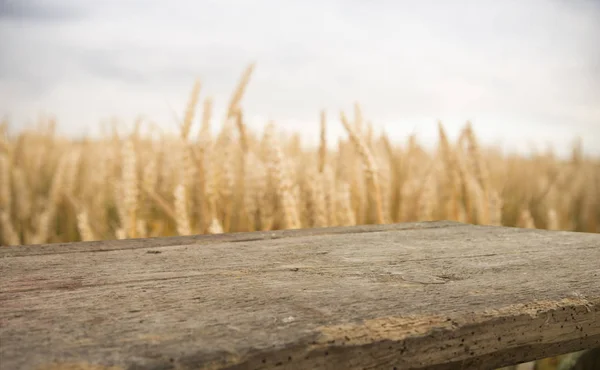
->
xmin=1 ymin=64 xmax=599 ymax=245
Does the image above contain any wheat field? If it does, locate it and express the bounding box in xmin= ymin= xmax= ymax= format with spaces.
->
xmin=0 ymin=64 xmax=598 ymax=369
xmin=1 ymin=64 xmax=598 ymax=245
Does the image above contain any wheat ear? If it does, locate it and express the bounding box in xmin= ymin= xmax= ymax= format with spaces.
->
xmin=226 ymin=63 xmax=255 ymax=119
xmin=181 ymin=79 xmax=201 ymax=141
xmin=340 ymin=111 xmax=384 ymax=224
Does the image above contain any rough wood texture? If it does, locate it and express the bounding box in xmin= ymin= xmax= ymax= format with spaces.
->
xmin=1 ymin=221 xmax=599 ymax=370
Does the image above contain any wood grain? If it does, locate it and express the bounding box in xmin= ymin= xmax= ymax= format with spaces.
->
xmin=1 ymin=221 xmax=599 ymax=370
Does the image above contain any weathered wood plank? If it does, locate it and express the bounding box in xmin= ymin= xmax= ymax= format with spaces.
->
xmin=0 ymin=221 xmax=599 ymax=370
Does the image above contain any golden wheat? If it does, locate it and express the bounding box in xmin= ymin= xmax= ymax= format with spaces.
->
xmin=0 ymin=65 xmax=598 ymax=247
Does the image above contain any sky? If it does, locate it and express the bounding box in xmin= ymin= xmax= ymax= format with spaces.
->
xmin=0 ymin=0 xmax=599 ymax=157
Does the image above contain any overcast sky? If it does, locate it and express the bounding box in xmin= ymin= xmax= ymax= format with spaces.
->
xmin=1 ymin=0 xmax=599 ymax=157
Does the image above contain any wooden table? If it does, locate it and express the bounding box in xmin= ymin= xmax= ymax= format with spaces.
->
xmin=1 ymin=221 xmax=599 ymax=369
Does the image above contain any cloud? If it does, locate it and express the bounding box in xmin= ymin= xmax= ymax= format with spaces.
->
xmin=0 ymin=0 xmax=84 ymax=22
